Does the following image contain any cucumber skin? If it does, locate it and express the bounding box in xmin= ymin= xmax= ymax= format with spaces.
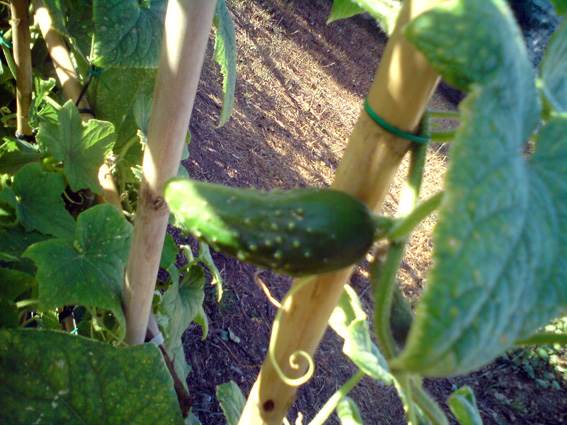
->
xmin=164 ymin=178 xmax=375 ymax=276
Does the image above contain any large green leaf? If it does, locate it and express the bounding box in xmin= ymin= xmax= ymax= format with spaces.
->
xmin=0 ymin=268 xmax=36 ymax=301
xmin=0 ymin=163 xmax=75 ymax=240
xmin=0 ymin=226 xmax=51 ymax=273
xmin=213 ymin=0 xmax=237 ymax=126
xmin=391 ymin=0 xmax=567 ymax=377
xmin=550 ymin=0 xmax=567 ymax=16
xmin=0 ymin=150 xmax=43 ymax=175
xmin=23 ymin=204 xmax=132 ymax=340
xmin=327 ymin=0 xmax=400 ymax=35
xmin=330 ymin=285 xmax=391 ymax=384
xmin=0 ymin=329 xmax=184 ymax=424
xmin=91 ymin=0 xmax=167 ymax=68
xmin=216 ymin=381 xmax=246 ymax=425
xmin=38 ymin=100 xmax=116 ymax=194
xmin=540 ymin=20 xmax=567 ymax=114
xmin=87 ymin=68 xmax=156 ymax=181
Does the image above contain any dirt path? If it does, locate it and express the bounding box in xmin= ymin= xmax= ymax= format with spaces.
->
xmin=178 ymin=1 xmax=567 ymax=424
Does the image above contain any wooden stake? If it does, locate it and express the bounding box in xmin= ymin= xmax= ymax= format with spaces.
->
xmin=123 ymin=0 xmax=216 ymax=345
xmin=10 ymin=0 xmax=33 ymax=137
xmin=238 ymin=1 xmax=444 ymax=424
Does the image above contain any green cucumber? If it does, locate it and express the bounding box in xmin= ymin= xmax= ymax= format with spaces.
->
xmin=164 ymin=178 xmax=375 ymax=276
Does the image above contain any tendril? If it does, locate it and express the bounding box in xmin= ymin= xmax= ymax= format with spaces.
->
xmin=268 ymin=276 xmax=316 ymax=386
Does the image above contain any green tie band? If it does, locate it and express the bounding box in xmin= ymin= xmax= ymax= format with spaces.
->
xmin=364 ymin=98 xmax=430 ymax=145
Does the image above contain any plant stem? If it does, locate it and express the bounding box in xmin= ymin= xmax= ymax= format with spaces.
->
xmin=515 ymin=332 xmax=567 ymax=346
xmin=307 ymin=370 xmax=365 ymax=425
xmin=410 ymin=380 xmax=449 ymax=425
xmin=430 ymin=129 xmax=457 ymax=143
xmin=426 ymin=110 xmax=460 ymax=119
xmin=10 ymin=0 xmax=33 ymax=137
xmin=371 ymin=241 xmax=406 ymax=359
xmin=238 ymin=1 xmax=443 ymax=423
xmin=123 ymin=0 xmax=216 ymax=345
xmin=388 ymin=191 xmax=443 ymax=241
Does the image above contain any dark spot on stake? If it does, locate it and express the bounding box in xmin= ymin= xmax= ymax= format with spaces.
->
xmin=263 ymin=400 xmax=275 ymax=412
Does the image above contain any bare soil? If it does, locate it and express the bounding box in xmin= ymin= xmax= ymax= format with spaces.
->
xmin=176 ymin=1 xmax=567 ymax=424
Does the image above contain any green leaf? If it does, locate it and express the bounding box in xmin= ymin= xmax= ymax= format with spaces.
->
xmin=391 ymin=0 xmax=567 ymax=377
xmin=336 ymin=397 xmax=363 ymax=425
xmin=0 ymin=329 xmax=184 ymax=424
xmin=91 ymin=0 xmax=167 ymax=68
xmin=0 ymin=226 xmax=51 ymax=272
xmin=0 ymin=150 xmax=43 ymax=175
xmin=448 ymin=386 xmax=483 ymax=425
xmin=327 ymin=0 xmax=401 ymax=35
xmin=29 ymin=76 xmax=57 ymax=128
xmin=550 ymin=0 xmax=567 ymax=16
xmin=540 ymin=21 xmax=567 ymax=113
xmin=216 ymin=381 xmax=246 ymax=425
xmin=330 ymin=285 xmax=391 ymax=384
xmin=0 ymin=197 xmax=17 ymax=227
xmin=38 ymin=100 xmax=116 ymax=194
xmin=213 ymin=0 xmax=237 ymax=126
xmin=133 ymin=92 xmax=152 ymax=136
xmin=23 ymin=204 xmax=132 ymax=340
xmin=0 ymin=163 xmax=75 ymax=240
xmin=0 ymin=268 xmax=36 ymax=301
xmin=0 ymin=298 xmax=19 ymax=329
xmin=160 ymin=265 xmax=205 ymax=345
xmin=198 ymin=242 xmax=223 ymax=300
xmin=87 ymin=68 xmax=156 ymax=181
xmin=159 ymin=265 xmax=205 ymax=383
xmin=161 ymin=233 xmax=180 ymax=286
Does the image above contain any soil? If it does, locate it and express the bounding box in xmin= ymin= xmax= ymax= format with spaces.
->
xmin=175 ymin=1 xmax=567 ymax=424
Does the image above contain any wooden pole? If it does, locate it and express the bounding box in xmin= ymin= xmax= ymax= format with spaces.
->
xmin=238 ymin=1 xmax=444 ymax=424
xmin=123 ymin=0 xmax=216 ymax=345
xmin=10 ymin=0 xmax=33 ymax=138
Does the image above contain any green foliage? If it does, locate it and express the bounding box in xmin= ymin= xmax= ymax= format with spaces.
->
xmin=540 ymin=20 xmax=567 ymax=114
xmin=216 ymin=381 xmax=246 ymax=425
xmin=0 ymin=329 xmax=184 ymax=424
xmin=38 ymin=100 xmax=116 ymax=194
xmin=328 ymin=0 xmax=401 ymax=35
xmin=336 ymin=397 xmax=363 ymax=425
xmin=24 ymin=204 xmax=132 ymax=341
xmin=391 ymin=0 xmax=566 ymax=377
xmin=0 ymin=163 xmax=75 ymax=240
xmin=91 ymin=0 xmax=167 ymax=68
xmin=159 ymin=265 xmax=205 ymax=384
xmin=330 ymin=285 xmax=391 ymax=384
xmin=448 ymin=386 xmax=483 ymax=425
xmin=550 ymin=0 xmax=567 ymax=16
xmin=214 ymin=0 xmax=237 ymax=126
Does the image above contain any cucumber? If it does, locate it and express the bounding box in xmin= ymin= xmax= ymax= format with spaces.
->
xmin=164 ymin=178 xmax=375 ymax=276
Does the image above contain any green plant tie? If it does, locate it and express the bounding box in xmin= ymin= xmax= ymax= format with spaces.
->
xmin=0 ymin=32 xmax=11 ymax=48
xmin=89 ymin=66 xmax=110 ymax=90
xmin=364 ymin=98 xmax=430 ymax=145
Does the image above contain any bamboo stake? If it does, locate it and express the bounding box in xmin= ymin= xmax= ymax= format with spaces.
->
xmin=123 ymin=0 xmax=216 ymax=345
xmin=238 ymin=1 xmax=444 ymax=424
xmin=10 ymin=0 xmax=33 ymax=137
xmin=33 ymin=0 xmax=122 ymax=210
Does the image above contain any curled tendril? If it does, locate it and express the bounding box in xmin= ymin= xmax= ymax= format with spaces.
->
xmin=268 ymin=276 xmax=316 ymax=386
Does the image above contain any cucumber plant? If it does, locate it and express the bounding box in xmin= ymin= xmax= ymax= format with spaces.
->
xmin=0 ymin=0 xmax=566 ymax=424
